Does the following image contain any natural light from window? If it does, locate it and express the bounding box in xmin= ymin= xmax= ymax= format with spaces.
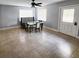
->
xmin=37 ymin=8 xmax=47 ymax=21
xmin=19 ymin=9 xmax=33 ymax=17
xmin=62 ymin=9 xmax=74 ymax=23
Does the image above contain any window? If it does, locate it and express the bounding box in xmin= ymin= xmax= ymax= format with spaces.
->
xmin=37 ymin=8 xmax=47 ymax=21
xmin=19 ymin=9 xmax=33 ymax=17
xmin=62 ymin=9 xmax=74 ymax=23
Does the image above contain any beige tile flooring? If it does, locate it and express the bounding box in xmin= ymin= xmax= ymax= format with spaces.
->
xmin=0 ymin=28 xmax=79 ymax=58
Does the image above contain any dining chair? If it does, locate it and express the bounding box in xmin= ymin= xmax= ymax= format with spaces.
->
xmin=25 ymin=22 xmax=36 ymax=32
xmin=35 ymin=22 xmax=41 ymax=32
xmin=39 ymin=20 xmax=44 ymax=30
xmin=25 ymin=23 xmax=28 ymax=31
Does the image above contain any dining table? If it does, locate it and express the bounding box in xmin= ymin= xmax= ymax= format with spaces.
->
xmin=25 ymin=20 xmax=44 ymax=32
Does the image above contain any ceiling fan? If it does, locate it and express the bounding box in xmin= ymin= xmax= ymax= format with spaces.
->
xmin=31 ymin=0 xmax=42 ymax=7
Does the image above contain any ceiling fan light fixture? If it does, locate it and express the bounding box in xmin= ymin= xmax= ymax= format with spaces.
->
xmin=31 ymin=0 xmax=42 ymax=7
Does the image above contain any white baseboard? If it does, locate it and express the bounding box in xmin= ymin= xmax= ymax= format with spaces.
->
xmin=0 ymin=25 xmax=20 ymax=30
xmin=44 ymin=26 xmax=79 ymax=39
xmin=44 ymin=26 xmax=59 ymax=32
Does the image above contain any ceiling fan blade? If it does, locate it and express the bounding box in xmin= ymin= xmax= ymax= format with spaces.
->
xmin=35 ymin=4 xmax=41 ymax=7
xmin=37 ymin=3 xmax=42 ymax=4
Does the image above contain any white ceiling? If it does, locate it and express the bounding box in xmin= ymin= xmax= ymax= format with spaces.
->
xmin=0 ymin=0 xmax=65 ymax=7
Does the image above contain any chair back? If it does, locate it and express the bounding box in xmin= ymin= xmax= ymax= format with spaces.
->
xmin=21 ymin=17 xmax=28 ymax=23
xmin=21 ymin=17 xmax=34 ymax=23
xmin=36 ymin=22 xmax=40 ymax=28
xmin=28 ymin=17 xmax=33 ymax=22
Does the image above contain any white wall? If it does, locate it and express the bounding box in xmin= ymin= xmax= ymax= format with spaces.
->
xmin=0 ymin=5 xmax=19 ymax=28
xmin=44 ymin=4 xmax=59 ymax=29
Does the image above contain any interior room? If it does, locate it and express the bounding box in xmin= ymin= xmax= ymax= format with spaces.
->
xmin=0 ymin=0 xmax=79 ymax=58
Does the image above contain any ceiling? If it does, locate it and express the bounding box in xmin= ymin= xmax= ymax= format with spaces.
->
xmin=0 ymin=0 xmax=65 ymax=7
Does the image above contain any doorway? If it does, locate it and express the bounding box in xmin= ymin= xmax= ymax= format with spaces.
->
xmin=59 ymin=5 xmax=79 ymax=38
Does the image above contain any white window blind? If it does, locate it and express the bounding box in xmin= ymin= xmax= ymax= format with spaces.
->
xmin=19 ymin=9 xmax=33 ymax=17
xmin=37 ymin=8 xmax=47 ymax=21
xmin=62 ymin=9 xmax=74 ymax=23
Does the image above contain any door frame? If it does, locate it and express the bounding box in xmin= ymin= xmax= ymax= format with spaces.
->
xmin=58 ymin=4 xmax=79 ymax=38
